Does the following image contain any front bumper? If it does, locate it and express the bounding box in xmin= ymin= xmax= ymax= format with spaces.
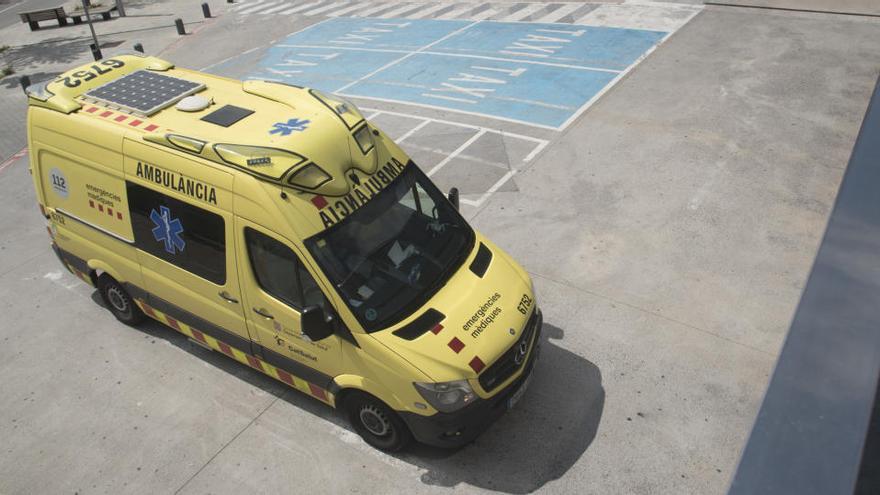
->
xmin=400 ymin=309 xmax=543 ymax=448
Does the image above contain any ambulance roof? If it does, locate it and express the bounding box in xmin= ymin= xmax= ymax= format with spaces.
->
xmin=27 ymin=54 xmax=379 ymax=198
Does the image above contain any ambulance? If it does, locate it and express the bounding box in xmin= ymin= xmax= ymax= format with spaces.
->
xmin=25 ymin=54 xmax=542 ymax=451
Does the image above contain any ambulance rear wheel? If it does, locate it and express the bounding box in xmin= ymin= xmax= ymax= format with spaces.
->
xmin=98 ymin=275 xmax=145 ymax=326
xmin=345 ymin=392 xmax=412 ymax=452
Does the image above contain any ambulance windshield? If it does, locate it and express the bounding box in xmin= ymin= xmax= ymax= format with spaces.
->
xmin=306 ymin=165 xmax=474 ymax=332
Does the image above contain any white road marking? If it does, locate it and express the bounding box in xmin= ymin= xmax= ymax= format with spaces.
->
xmin=262 ymin=2 xmax=307 ymax=14
xmin=327 ymin=1 xmax=374 ymax=17
xmin=236 ymin=0 xmax=280 ymax=15
xmin=437 ymin=4 xmax=479 ymax=20
xmin=277 ymin=1 xmax=325 ymax=15
xmin=534 ymin=3 xmax=583 ymax=23
xmin=350 ymin=3 xmax=397 ymax=17
xmin=469 ymin=7 xmax=498 ymax=21
xmin=335 ymin=20 xmax=480 ymax=93
xmin=405 ymin=3 xmax=452 ymax=20
xmin=501 ymin=3 xmax=545 ymax=22
xmin=301 ymin=1 xmax=349 ymax=16
xmin=395 ymin=119 xmax=431 ymax=142
xmin=378 ymin=3 xmax=421 ymax=19
xmin=426 ymin=128 xmax=487 ymax=176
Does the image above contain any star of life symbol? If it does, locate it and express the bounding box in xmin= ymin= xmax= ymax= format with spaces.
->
xmin=269 ymin=118 xmax=311 ymax=136
xmin=150 ymin=205 xmax=186 ymax=255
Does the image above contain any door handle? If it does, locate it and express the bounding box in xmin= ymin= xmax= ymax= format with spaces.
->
xmin=218 ymin=291 xmax=239 ymax=303
xmin=253 ymin=307 xmax=274 ymax=319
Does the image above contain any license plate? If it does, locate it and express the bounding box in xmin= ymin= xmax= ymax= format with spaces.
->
xmin=508 ymin=372 xmax=532 ymax=410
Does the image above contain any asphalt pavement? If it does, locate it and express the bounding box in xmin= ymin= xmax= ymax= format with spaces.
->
xmin=1 ymin=1 xmax=879 ymax=494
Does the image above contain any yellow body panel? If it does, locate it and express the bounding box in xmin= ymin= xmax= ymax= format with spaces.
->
xmin=26 ymin=55 xmax=537 ymax=426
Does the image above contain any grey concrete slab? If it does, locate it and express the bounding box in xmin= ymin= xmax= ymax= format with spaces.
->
xmin=475 ymin=6 xmax=880 ymax=355
xmin=0 ymin=248 xmax=288 ymax=494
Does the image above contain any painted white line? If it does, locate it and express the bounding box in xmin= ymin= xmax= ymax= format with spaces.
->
xmin=406 ymin=3 xmax=452 ymax=20
xmin=556 ymin=7 xmax=702 ymax=130
xmin=278 ymin=1 xmax=325 ymax=15
xmin=360 ymin=107 xmax=549 ymax=143
xmin=237 ymin=0 xmax=281 ymax=15
xmin=282 ymin=44 xmax=619 ymax=73
xmin=328 ymin=1 xmax=373 ymax=17
xmin=534 ymin=3 xmax=582 ymax=23
xmin=396 ymin=119 xmax=431 ymax=142
xmin=523 ymin=139 xmax=549 ymax=162
xmin=346 ymin=93 xmax=559 ymax=131
xmin=262 ymin=2 xmax=306 ymax=14
xmin=278 ymin=44 xmax=407 ymax=54
xmin=350 ymin=3 xmax=397 ymax=17
xmin=426 ymin=129 xmax=487 ymax=176
xmin=437 ymin=4 xmax=478 ymax=20
xmin=501 ymin=3 xmax=545 ymax=22
xmin=378 ymin=3 xmax=420 ymax=19
xmin=301 ymin=1 xmax=348 ymax=16
xmin=335 ymin=20 xmax=480 ymax=93
xmin=469 ymin=7 xmax=498 ymax=21
xmin=364 ymin=110 xmax=383 ymax=119
xmin=231 ymin=0 xmax=269 ymax=11
xmin=420 ymin=49 xmax=619 ymax=73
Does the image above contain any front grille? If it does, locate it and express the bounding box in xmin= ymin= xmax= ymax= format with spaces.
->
xmin=478 ymin=310 xmax=538 ymax=392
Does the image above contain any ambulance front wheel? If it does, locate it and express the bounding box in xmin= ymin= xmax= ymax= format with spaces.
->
xmin=344 ymin=391 xmax=412 ymax=452
xmin=98 ymin=275 xmax=145 ymax=326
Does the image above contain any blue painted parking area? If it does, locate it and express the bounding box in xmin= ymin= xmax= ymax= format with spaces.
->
xmin=252 ymin=18 xmax=668 ymax=129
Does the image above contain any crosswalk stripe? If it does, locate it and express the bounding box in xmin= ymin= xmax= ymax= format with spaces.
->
xmin=534 ymin=3 xmax=582 ymax=23
xmin=277 ymin=0 xmax=325 ymax=15
xmin=301 ymin=1 xmax=348 ymax=16
xmin=327 ymin=1 xmax=372 ymax=17
xmin=469 ymin=6 xmax=498 ymax=21
xmin=230 ymin=0 xmax=268 ymax=11
xmin=261 ymin=1 xmax=303 ymax=14
xmin=350 ymin=2 xmax=397 ymax=17
xmin=407 ymin=3 xmax=456 ymax=19
xmin=378 ymin=3 xmax=422 ymax=19
xmin=437 ymin=3 xmax=479 ymax=20
xmin=237 ymin=0 xmax=283 ymax=15
xmin=501 ymin=3 xmax=545 ymax=22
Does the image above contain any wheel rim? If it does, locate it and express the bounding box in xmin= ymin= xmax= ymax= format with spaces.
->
xmin=359 ymin=404 xmax=391 ymax=437
xmin=106 ymin=285 xmax=129 ymax=313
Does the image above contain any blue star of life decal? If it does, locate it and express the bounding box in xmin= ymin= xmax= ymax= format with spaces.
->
xmin=150 ymin=205 xmax=186 ymax=255
xmin=269 ymin=118 xmax=311 ymax=136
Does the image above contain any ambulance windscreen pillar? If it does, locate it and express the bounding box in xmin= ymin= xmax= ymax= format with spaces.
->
xmin=133 ymin=42 xmax=144 ymax=53
xmin=175 ymin=18 xmax=185 ymax=35
xmin=202 ymin=3 xmax=211 ymax=18
xmin=90 ymin=43 xmax=103 ymax=61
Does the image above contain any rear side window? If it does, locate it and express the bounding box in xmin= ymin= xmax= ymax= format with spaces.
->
xmin=127 ymin=182 xmax=226 ymax=285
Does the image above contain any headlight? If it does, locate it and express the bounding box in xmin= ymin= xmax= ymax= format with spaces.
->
xmin=414 ymin=380 xmax=476 ymax=413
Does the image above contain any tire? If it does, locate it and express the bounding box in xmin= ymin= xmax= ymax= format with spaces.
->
xmin=98 ymin=275 xmax=145 ymax=326
xmin=344 ymin=392 xmax=413 ymax=452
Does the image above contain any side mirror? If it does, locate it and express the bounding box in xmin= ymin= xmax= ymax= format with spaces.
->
xmin=301 ymin=305 xmax=334 ymax=341
xmin=448 ymin=187 xmax=460 ymax=211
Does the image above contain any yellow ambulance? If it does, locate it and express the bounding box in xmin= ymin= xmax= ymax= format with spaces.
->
xmin=25 ymin=54 xmax=542 ymax=451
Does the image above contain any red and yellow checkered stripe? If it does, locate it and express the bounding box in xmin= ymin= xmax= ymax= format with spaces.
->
xmin=134 ymin=299 xmax=334 ymax=406
xmin=64 ymin=262 xmax=94 ymax=286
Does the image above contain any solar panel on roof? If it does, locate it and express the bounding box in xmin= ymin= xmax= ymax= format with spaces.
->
xmin=83 ymin=70 xmax=205 ymax=117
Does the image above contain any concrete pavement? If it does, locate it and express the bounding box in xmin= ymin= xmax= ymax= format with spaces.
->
xmin=1 ymin=2 xmax=879 ymax=494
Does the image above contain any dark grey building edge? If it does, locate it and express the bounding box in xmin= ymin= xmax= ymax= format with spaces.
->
xmin=729 ymin=75 xmax=880 ymax=494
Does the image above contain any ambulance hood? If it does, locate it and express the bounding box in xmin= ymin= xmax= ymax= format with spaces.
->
xmin=368 ymin=237 xmax=535 ymax=386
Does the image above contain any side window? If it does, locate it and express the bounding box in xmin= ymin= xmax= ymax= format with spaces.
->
xmin=246 ymin=228 xmax=325 ymax=310
xmin=401 ymin=183 xmax=438 ymax=219
xmin=127 ymin=182 xmax=226 ymax=284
